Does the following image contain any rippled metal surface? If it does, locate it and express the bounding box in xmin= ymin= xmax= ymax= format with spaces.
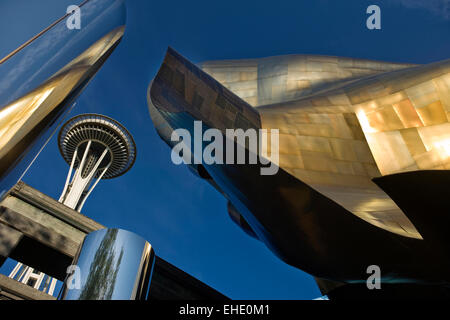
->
xmin=61 ymin=228 xmax=155 ymax=300
xmin=147 ymin=48 xmax=450 ymax=284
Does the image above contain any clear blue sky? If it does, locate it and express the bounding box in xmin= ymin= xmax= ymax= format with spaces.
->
xmin=0 ymin=0 xmax=448 ymax=299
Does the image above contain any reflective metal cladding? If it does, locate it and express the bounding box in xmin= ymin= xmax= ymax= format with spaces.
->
xmin=148 ymin=48 xmax=450 ymax=285
xmin=60 ymin=228 xmax=155 ymax=300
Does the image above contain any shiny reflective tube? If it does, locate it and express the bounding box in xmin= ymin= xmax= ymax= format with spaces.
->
xmin=0 ymin=0 xmax=126 ymax=200
xmin=60 ymin=229 xmax=155 ymax=300
xmin=0 ymin=0 xmax=126 ymax=104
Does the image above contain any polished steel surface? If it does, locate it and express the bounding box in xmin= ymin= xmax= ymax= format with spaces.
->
xmin=0 ymin=0 xmax=91 ymax=65
xmin=0 ymin=0 xmax=127 ymax=297
xmin=148 ymin=48 xmax=450 ymax=284
xmin=0 ymin=0 xmax=126 ymax=106
xmin=60 ymin=228 xmax=155 ymax=300
xmin=0 ymin=25 xmax=125 ymax=199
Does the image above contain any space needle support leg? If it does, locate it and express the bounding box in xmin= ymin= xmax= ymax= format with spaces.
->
xmin=59 ymin=147 xmax=78 ymax=201
xmin=61 ymin=140 xmax=92 ymax=209
xmin=60 ymin=140 xmax=110 ymax=211
xmin=75 ymin=147 xmax=110 ymax=211
xmin=77 ymin=159 xmax=111 ymax=212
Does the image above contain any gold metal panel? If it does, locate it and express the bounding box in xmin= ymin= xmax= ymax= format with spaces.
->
xmin=301 ymin=150 xmax=339 ymax=173
xmin=328 ymin=93 xmax=351 ymax=106
xmin=308 ymin=113 xmax=331 ymax=124
xmin=329 ymin=138 xmax=357 ymax=162
xmin=364 ymin=131 xmax=417 ymax=174
xmin=415 ymin=100 xmax=447 ymax=126
xmin=278 ymin=133 xmax=302 ymax=155
xmin=351 ymin=162 xmax=367 ymax=176
xmin=202 ymin=54 xmax=413 ymax=107
xmin=413 ymin=148 xmax=448 ymax=169
xmin=417 ymin=122 xmax=450 ymax=156
xmin=278 ymin=153 xmax=305 ymax=169
xmin=287 ymin=112 xmax=310 ymax=124
xmin=297 ymin=135 xmax=333 ymax=155
xmin=295 ymin=123 xmax=337 ymax=138
xmin=366 ymin=105 xmax=404 ymax=131
xmin=393 ymin=99 xmax=424 ymax=128
xmin=363 ymin=163 xmax=381 ymax=177
xmin=351 ymin=140 xmax=376 ymax=164
xmin=405 ymin=80 xmax=438 ymax=108
xmin=195 ymin=54 xmax=450 ymax=240
xmin=375 ymin=91 xmax=407 ymax=108
xmin=400 ymin=128 xmax=427 ymax=156
xmin=286 ymin=80 xmax=310 ymax=92
xmin=433 ymin=77 xmax=450 ymax=111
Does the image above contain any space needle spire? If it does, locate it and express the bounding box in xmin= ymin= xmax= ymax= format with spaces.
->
xmin=9 ymin=114 xmax=136 ymax=295
xmin=58 ymin=114 xmax=136 ymax=211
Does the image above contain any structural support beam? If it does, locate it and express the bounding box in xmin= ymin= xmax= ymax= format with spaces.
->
xmin=0 ymin=206 xmax=80 ymax=258
xmin=8 ymin=181 xmax=104 ymax=233
xmin=0 ymin=222 xmax=23 ymax=258
xmin=0 ymin=274 xmax=56 ymax=300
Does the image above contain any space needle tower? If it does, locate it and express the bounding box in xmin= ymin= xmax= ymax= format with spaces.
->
xmin=57 ymin=114 xmax=136 ymax=211
xmin=9 ymin=114 xmax=136 ymax=295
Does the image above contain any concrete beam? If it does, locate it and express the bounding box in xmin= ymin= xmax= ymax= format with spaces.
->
xmin=0 ymin=274 xmax=55 ymax=300
xmin=0 ymin=223 xmax=22 ymax=257
xmin=0 ymin=206 xmax=79 ymax=258
xmin=8 ymin=181 xmax=104 ymax=233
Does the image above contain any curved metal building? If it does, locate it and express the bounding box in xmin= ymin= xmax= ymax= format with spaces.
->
xmin=147 ymin=47 xmax=450 ymax=297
